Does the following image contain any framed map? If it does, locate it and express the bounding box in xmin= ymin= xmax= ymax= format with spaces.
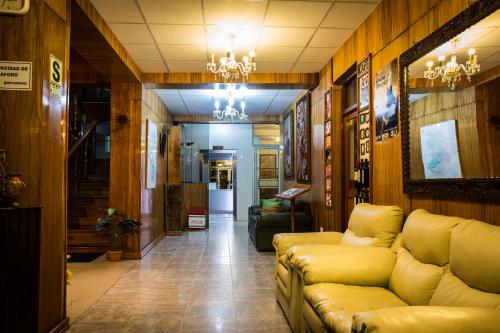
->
xmin=420 ymin=120 xmax=462 ymax=179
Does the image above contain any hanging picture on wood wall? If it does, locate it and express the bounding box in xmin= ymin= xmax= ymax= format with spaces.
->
xmin=358 ymin=55 xmax=371 ymax=162
xmin=295 ymin=93 xmax=311 ymax=184
xmin=146 ymin=119 xmax=158 ymax=189
xmin=324 ymin=88 xmax=333 ymax=207
xmin=283 ymin=110 xmax=294 ymax=180
xmin=375 ymin=58 xmax=399 ymax=141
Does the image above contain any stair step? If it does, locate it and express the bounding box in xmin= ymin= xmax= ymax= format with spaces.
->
xmin=69 ymin=197 xmax=109 ymax=207
xmin=72 ymin=190 xmax=109 ymax=197
xmin=68 ymin=229 xmax=109 ymax=249
xmin=68 ymin=206 xmax=108 ymax=218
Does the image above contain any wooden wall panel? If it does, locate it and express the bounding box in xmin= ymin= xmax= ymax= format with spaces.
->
xmin=110 ymin=80 xmax=142 ymax=257
xmin=314 ymin=0 xmax=499 ymax=228
xmin=140 ymin=88 xmax=171 ymax=251
xmin=0 ymin=0 xmax=70 ymax=331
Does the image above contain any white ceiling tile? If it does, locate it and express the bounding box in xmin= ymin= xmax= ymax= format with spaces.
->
xmin=156 ymin=89 xmax=180 ymax=96
xmin=299 ymin=47 xmax=335 ymax=62
xmin=278 ymin=89 xmax=306 ymax=96
xmin=138 ymin=0 xmax=203 ymax=24
xmin=255 ymin=62 xmax=294 ymax=72
xmin=159 ymin=45 xmax=207 ymax=61
xmin=205 ymin=0 xmax=267 ymax=26
xmin=108 ymin=24 xmax=154 ymax=43
xmin=264 ymin=1 xmax=331 ymax=28
xmin=322 ymin=2 xmax=377 ymax=29
xmin=292 ymin=62 xmax=323 ymax=72
xmin=163 ymin=102 xmax=188 ymax=114
xmin=134 ymin=60 xmax=167 ymax=73
xmin=123 ymin=44 xmax=162 ymax=61
xmin=167 ymin=61 xmax=207 ymax=72
xmin=309 ymin=28 xmax=353 ymax=47
xmin=90 ymin=0 xmax=143 ymax=23
xmin=206 ymin=25 xmax=260 ymax=52
xmin=259 ymin=27 xmax=315 ymax=47
xmin=255 ymin=47 xmax=303 ymax=62
xmin=150 ymin=25 xmax=206 ymax=45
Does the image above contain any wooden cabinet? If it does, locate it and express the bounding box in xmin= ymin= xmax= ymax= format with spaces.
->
xmin=0 ymin=207 xmax=41 ymax=333
xmin=167 ymin=125 xmax=181 ymax=185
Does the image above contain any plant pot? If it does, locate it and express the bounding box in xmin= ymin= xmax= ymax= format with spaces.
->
xmin=106 ymin=250 xmax=122 ymax=262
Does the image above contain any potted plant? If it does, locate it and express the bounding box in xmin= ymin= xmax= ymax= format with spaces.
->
xmin=96 ymin=208 xmax=141 ymax=262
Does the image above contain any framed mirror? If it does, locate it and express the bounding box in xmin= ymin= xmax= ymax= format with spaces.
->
xmin=400 ymin=0 xmax=500 ymax=199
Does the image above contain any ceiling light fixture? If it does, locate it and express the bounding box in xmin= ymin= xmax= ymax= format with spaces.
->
xmin=207 ymin=34 xmax=256 ymax=81
xmin=212 ymin=84 xmax=249 ymax=121
xmin=424 ymin=37 xmax=480 ymax=90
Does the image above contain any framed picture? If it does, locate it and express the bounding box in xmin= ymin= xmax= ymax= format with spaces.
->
xmin=375 ymin=58 xmax=399 ymax=141
xmin=324 ymin=88 xmax=333 ymax=207
xmin=260 ymin=154 xmax=277 ymax=179
xmin=296 ymin=93 xmax=311 ymax=184
xmin=146 ymin=119 xmax=158 ymax=189
xmin=283 ymin=110 xmax=294 ymax=180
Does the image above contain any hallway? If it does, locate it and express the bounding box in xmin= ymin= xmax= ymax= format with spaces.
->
xmin=68 ymin=216 xmax=290 ymax=333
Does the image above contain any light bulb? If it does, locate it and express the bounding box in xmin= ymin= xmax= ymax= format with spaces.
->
xmin=240 ymin=101 xmax=246 ymax=110
xmin=220 ymin=57 xmax=227 ymax=65
xmin=426 ymin=60 xmax=434 ymax=68
xmin=249 ymin=50 xmax=256 ymax=57
xmin=228 ymin=97 xmax=234 ymax=106
xmin=214 ymin=100 xmax=220 ymax=109
xmin=243 ymin=56 xmax=249 ymax=63
xmin=468 ymin=48 xmax=476 ymax=56
xmin=438 ymin=55 xmax=446 ymax=62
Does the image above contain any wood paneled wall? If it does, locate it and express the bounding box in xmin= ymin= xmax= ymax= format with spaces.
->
xmin=311 ymin=0 xmax=499 ymax=229
xmin=110 ymin=80 xmax=142 ymax=258
xmin=140 ymin=88 xmax=172 ymax=251
xmin=0 ymin=0 xmax=71 ymax=331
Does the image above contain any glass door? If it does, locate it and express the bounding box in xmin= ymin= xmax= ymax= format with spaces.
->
xmin=254 ymin=146 xmax=280 ymax=204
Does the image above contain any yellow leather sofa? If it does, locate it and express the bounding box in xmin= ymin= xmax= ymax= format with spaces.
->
xmin=272 ymin=203 xmax=404 ymax=332
xmin=294 ymin=209 xmax=500 ymax=333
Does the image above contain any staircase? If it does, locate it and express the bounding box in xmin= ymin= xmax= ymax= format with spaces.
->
xmin=68 ymin=160 xmax=110 ymax=254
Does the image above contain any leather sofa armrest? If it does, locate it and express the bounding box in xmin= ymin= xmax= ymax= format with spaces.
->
xmin=287 ymin=243 xmax=360 ymax=265
xmin=352 ymin=306 xmax=500 ymax=333
xmin=272 ymin=232 xmax=343 ymax=256
xmin=294 ymin=247 xmax=396 ymax=287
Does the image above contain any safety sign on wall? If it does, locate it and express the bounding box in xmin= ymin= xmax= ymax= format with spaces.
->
xmin=49 ymin=55 xmax=63 ymax=100
xmin=0 ymin=61 xmax=32 ymax=91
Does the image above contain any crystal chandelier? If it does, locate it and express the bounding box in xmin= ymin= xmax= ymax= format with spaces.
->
xmin=212 ymin=84 xmax=248 ymax=121
xmin=424 ymin=37 xmax=480 ymax=90
xmin=207 ymin=34 xmax=256 ymax=81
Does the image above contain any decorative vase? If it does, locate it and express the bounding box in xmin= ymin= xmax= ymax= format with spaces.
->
xmin=107 ymin=250 xmax=122 ymax=262
xmin=4 ymin=173 xmax=26 ymax=207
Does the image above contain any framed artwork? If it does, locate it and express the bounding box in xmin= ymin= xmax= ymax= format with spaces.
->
xmin=260 ymin=154 xmax=277 ymax=179
xmin=375 ymin=58 xmax=399 ymax=141
xmin=324 ymin=88 xmax=333 ymax=207
xmin=283 ymin=110 xmax=294 ymax=180
xmin=358 ymin=54 xmax=371 ymax=162
xmin=296 ymin=93 xmax=311 ymax=184
xmin=146 ymin=119 xmax=158 ymax=189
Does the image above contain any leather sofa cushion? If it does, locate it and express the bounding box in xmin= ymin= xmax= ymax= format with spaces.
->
xmin=389 ymin=248 xmax=445 ymax=305
xmin=304 ymin=283 xmax=407 ymax=333
xmin=342 ymin=203 xmax=403 ymax=248
xmin=340 ymin=229 xmax=379 ymax=246
xmin=402 ymin=209 xmax=462 ymax=266
xmin=273 ymin=231 xmax=343 ymax=256
xmin=287 ymin=244 xmax=357 ymax=267
xmin=449 ymin=220 xmax=500 ymax=293
xmin=430 ymin=271 xmax=500 ymax=309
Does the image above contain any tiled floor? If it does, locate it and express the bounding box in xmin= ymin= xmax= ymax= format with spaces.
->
xmin=68 ymin=215 xmax=290 ymax=333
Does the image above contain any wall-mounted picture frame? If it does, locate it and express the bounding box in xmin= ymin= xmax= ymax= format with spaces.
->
xmin=324 ymin=88 xmax=333 ymax=207
xmin=375 ymin=58 xmax=399 ymax=142
xmin=283 ymin=109 xmax=294 ymax=180
xmin=296 ymin=93 xmax=311 ymax=184
xmin=146 ymin=119 xmax=158 ymax=189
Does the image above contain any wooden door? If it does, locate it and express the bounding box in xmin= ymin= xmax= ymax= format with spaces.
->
xmin=343 ymin=111 xmax=358 ymax=230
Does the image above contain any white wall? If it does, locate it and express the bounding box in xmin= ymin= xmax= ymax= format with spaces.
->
xmin=209 ymin=124 xmax=254 ymax=220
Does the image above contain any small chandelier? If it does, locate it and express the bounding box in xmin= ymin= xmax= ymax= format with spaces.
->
xmin=207 ymin=34 xmax=256 ymax=81
xmin=212 ymin=84 xmax=248 ymax=121
xmin=424 ymin=37 xmax=480 ymax=90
